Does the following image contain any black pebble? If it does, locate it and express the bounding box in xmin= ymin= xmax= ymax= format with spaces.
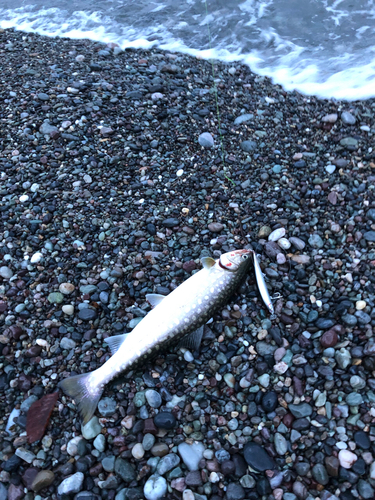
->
xmin=262 ymin=391 xmax=278 ymax=412
xmin=243 ymin=442 xmax=276 ymax=471
xmin=154 ymin=411 xmax=176 ymax=430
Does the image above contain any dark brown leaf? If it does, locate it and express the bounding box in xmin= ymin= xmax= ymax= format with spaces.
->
xmin=27 ymin=392 xmax=59 ymax=444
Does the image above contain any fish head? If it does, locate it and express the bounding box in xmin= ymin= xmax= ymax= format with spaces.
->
xmin=219 ymin=249 xmax=253 ymax=272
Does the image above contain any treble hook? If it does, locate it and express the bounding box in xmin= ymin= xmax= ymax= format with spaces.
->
xmin=271 ymin=292 xmax=283 ymax=300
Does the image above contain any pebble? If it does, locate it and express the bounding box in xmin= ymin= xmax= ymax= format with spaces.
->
xmin=198 ymin=132 xmax=214 ymax=148
xmin=62 ymin=305 xmax=74 ymax=315
xmin=178 ymin=442 xmax=205 ymax=471
xmin=274 ymin=433 xmax=288 ymax=455
xmin=57 ymin=472 xmax=84 ymax=495
xmin=81 ymin=417 xmax=102 ymax=440
xmin=145 ymin=389 xmax=162 ymax=408
xmin=154 ymin=412 xmax=176 ymax=429
xmin=308 ymin=233 xmax=324 ymax=248
xmin=288 ymin=403 xmax=312 ymax=418
xmin=289 ymin=237 xmax=306 ymax=250
xmin=31 ymin=470 xmax=55 ymax=492
xmin=156 ymin=453 xmax=180 ymax=475
xmin=311 ymin=464 xmax=329 ymax=485
xmin=341 ymin=111 xmax=356 ymax=125
xmin=268 ymin=227 xmax=285 ymax=241
xmin=144 ymin=475 xmax=167 ymax=500
xmin=132 ymin=443 xmax=145 ymax=459
xmin=243 ymin=442 xmax=276 ymax=471
xmin=339 ymin=449 xmax=358 ymax=469
xmin=98 ymin=397 xmax=117 ymax=416
xmin=0 ymin=266 xmax=13 ymax=279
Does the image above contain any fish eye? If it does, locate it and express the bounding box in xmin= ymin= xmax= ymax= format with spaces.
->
xmin=242 ymin=254 xmax=248 ymax=259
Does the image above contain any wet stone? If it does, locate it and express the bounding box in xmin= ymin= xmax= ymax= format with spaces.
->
xmin=185 ymin=470 xmax=202 ymax=487
xmin=115 ymin=458 xmax=136 ymax=482
xmin=78 ymin=308 xmax=97 ymax=321
xmin=156 ymin=453 xmax=180 ymax=475
xmin=145 ymin=389 xmax=162 ymax=408
xmin=226 ymin=482 xmax=245 ymax=500
xmin=154 ymin=412 xmax=176 ymax=429
xmin=354 ymin=431 xmax=370 ymax=449
xmin=288 ymin=403 xmax=312 ymax=418
xmin=98 ymin=397 xmax=116 ymax=417
xmin=312 ymin=464 xmax=329 ymax=485
xmin=243 ymin=442 xmax=276 ymax=471
xmin=262 ymin=391 xmax=278 ymax=412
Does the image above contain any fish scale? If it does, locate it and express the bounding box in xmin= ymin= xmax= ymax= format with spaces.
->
xmin=59 ymin=249 xmax=264 ymax=424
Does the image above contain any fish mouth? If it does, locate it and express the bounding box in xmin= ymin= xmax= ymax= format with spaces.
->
xmin=227 ymin=249 xmax=252 ymax=263
xmin=219 ymin=249 xmax=252 ymax=269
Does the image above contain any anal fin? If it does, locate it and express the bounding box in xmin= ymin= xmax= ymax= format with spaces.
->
xmin=146 ymin=293 xmax=166 ymax=308
xmin=178 ymin=325 xmax=205 ymax=353
xmin=104 ymin=333 xmax=129 ymax=355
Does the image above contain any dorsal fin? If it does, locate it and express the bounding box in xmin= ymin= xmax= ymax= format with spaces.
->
xmin=178 ymin=325 xmax=205 ymax=352
xmin=104 ymin=333 xmax=129 ymax=355
xmin=201 ymin=257 xmax=216 ymax=270
xmin=146 ymin=293 xmax=166 ymax=308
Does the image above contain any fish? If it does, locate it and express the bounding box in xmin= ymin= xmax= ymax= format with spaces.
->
xmin=59 ymin=248 xmax=273 ymax=424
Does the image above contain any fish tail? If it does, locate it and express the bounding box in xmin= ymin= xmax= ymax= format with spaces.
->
xmin=59 ymin=371 xmax=103 ymax=425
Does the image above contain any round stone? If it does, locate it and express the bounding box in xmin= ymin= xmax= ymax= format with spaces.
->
xmin=98 ymin=397 xmax=116 ymax=417
xmin=354 ymin=431 xmax=370 ymax=450
xmin=154 ymin=412 xmax=176 ymax=430
xmin=145 ymin=390 xmax=162 ymax=408
xmin=198 ymin=132 xmax=214 ymax=148
xmin=62 ymin=305 xmax=74 ymax=315
xmin=262 ymin=392 xmax=278 ymax=412
xmin=0 ymin=266 xmax=13 ymax=279
xmin=59 ymin=283 xmax=75 ymax=294
xmin=312 ymin=464 xmax=329 ymax=485
xmin=320 ymin=329 xmax=338 ymax=348
xmin=48 ymin=292 xmax=64 ymax=304
xmin=132 ymin=443 xmax=145 ymax=459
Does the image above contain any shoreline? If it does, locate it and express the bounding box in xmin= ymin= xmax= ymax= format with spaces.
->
xmin=1 ymin=27 xmax=375 ymax=500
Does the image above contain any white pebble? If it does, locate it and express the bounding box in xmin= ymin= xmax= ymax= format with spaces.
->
xmin=132 ymin=443 xmax=145 ymax=459
xmin=176 ymin=169 xmax=184 ymax=177
xmin=62 ymin=305 xmax=74 ymax=315
xmin=30 ymin=183 xmax=40 ymax=193
xmin=144 ymin=474 xmax=167 ymax=500
xmin=30 ymin=252 xmax=43 ymax=264
xmin=277 ymin=237 xmax=291 ymax=250
xmin=151 ymin=92 xmax=164 ymax=100
xmin=75 ymin=55 xmax=85 ymax=62
xmin=339 ymin=449 xmax=358 ymax=469
xmin=325 ymin=165 xmax=336 ymax=174
xmin=356 ymin=300 xmax=366 ymax=310
xmin=19 ymin=195 xmax=29 ymax=203
xmin=184 ymin=350 xmax=194 ymax=362
xmin=268 ymin=227 xmax=286 ymax=242
xmin=209 ymin=472 xmax=220 ymax=483
xmin=59 ymin=283 xmax=75 ymax=295
xmin=276 ymin=253 xmax=286 ymax=264
xmin=183 ymin=490 xmax=195 ymax=500
xmin=273 ymin=362 xmax=289 ymax=374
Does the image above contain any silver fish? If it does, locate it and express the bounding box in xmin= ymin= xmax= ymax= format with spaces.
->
xmin=251 ymin=251 xmax=274 ymax=315
xmin=59 ymin=249 xmax=254 ymax=424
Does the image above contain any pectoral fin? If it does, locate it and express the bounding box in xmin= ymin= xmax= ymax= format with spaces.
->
xmin=178 ymin=325 xmax=205 ymax=352
xmin=201 ymin=257 xmax=216 ymax=270
xmin=104 ymin=333 xmax=129 ymax=355
xmin=146 ymin=293 xmax=166 ymax=308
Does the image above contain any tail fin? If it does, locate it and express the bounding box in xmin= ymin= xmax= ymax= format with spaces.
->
xmin=59 ymin=372 xmax=103 ymax=425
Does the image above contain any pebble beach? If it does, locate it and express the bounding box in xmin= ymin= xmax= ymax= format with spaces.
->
xmin=1 ymin=26 xmax=375 ymax=500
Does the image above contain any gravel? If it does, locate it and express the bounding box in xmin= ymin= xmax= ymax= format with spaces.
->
xmin=1 ymin=26 xmax=375 ymax=500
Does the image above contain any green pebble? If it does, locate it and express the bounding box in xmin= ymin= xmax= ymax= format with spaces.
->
xmin=48 ymin=292 xmax=64 ymax=304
